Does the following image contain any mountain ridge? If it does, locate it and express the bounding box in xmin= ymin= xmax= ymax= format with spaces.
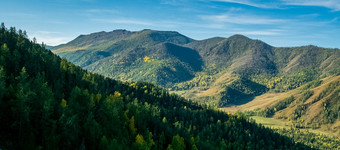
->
xmin=52 ymin=29 xmax=340 ymax=96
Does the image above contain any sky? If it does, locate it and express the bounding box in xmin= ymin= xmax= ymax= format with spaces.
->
xmin=1 ymin=0 xmax=340 ymax=48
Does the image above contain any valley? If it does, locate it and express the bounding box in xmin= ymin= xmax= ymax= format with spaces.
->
xmin=222 ymin=75 xmax=340 ymax=136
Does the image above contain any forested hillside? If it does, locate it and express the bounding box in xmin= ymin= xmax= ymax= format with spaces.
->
xmin=0 ymin=24 xmax=314 ymax=149
xmin=52 ymin=29 xmax=197 ymax=87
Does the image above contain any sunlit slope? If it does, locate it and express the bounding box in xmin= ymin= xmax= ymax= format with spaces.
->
xmin=222 ymin=75 xmax=340 ymax=137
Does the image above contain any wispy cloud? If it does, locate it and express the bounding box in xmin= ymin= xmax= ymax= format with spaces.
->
xmin=86 ymin=9 xmax=119 ymax=14
xmin=214 ymin=0 xmax=340 ymax=11
xmin=282 ymin=0 xmax=340 ymax=11
xmin=30 ymin=31 xmax=74 ymax=46
xmin=199 ymin=13 xmax=287 ymax=24
xmin=36 ymin=37 xmax=74 ymax=46
xmin=161 ymin=0 xmax=188 ymax=6
xmin=92 ymin=19 xmax=153 ymax=26
xmin=212 ymin=0 xmax=279 ymax=9
xmin=229 ymin=29 xmax=283 ymax=35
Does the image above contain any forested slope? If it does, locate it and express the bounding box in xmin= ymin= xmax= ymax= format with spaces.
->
xmin=52 ymin=29 xmax=197 ymax=87
xmin=0 ymin=24 xmax=311 ymax=149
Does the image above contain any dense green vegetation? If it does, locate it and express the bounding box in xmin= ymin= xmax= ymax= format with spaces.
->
xmin=171 ymin=70 xmax=215 ymax=91
xmin=274 ymin=128 xmax=340 ymax=150
xmin=0 ymin=24 xmax=313 ymax=149
xmin=250 ymin=68 xmax=319 ymax=92
xmin=219 ymin=78 xmax=267 ymax=106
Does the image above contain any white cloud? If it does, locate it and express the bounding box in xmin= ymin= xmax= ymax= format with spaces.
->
xmin=30 ymin=31 xmax=74 ymax=46
xmin=212 ymin=0 xmax=278 ymax=9
xmin=199 ymin=13 xmax=287 ymax=24
xmin=214 ymin=0 xmax=340 ymax=11
xmin=282 ymin=0 xmax=340 ymax=11
xmin=29 ymin=36 xmax=73 ymax=46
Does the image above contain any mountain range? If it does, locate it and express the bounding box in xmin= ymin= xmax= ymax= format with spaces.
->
xmin=52 ymin=29 xmax=340 ymax=137
xmin=52 ymin=30 xmax=340 ymax=101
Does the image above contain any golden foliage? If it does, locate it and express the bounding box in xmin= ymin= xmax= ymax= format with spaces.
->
xmin=144 ymin=56 xmax=151 ymax=62
xmin=114 ymin=91 xmax=121 ymax=97
xmin=60 ymin=99 xmax=67 ymax=108
xmin=143 ymin=56 xmax=155 ymax=62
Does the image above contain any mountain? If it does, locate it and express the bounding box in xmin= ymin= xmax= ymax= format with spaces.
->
xmin=2 ymin=25 xmax=322 ymax=149
xmin=185 ymin=34 xmax=276 ymax=75
xmin=52 ymin=29 xmax=198 ymax=87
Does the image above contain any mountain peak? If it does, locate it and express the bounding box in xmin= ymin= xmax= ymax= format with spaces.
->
xmin=228 ymin=34 xmax=250 ymax=41
xmin=112 ymin=29 xmax=128 ymax=32
xmin=110 ymin=29 xmax=131 ymax=34
xmin=133 ymin=29 xmax=193 ymax=45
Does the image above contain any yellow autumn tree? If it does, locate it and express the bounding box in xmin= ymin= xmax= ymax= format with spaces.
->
xmin=60 ymin=99 xmax=67 ymax=108
xmin=144 ymin=56 xmax=151 ymax=62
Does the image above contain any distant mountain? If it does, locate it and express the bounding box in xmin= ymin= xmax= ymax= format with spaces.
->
xmin=52 ymin=30 xmax=197 ymax=87
xmin=42 ymin=45 xmax=53 ymax=50
xmin=185 ymin=34 xmax=276 ymax=75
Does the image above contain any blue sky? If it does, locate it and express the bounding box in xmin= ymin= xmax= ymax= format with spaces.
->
xmin=1 ymin=0 xmax=340 ymax=48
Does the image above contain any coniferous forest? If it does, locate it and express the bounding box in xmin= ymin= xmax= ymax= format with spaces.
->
xmin=0 ymin=24 xmax=317 ymax=149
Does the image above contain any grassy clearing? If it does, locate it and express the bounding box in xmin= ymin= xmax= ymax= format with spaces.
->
xmin=53 ymin=44 xmax=92 ymax=53
xmin=220 ymin=89 xmax=296 ymax=113
xmin=250 ymin=116 xmax=333 ymax=137
xmin=250 ymin=116 xmax=291 ymax=129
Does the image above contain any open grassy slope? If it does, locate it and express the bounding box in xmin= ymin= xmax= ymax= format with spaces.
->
xmin=222 ymin=75 xmax=340 ymax=137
